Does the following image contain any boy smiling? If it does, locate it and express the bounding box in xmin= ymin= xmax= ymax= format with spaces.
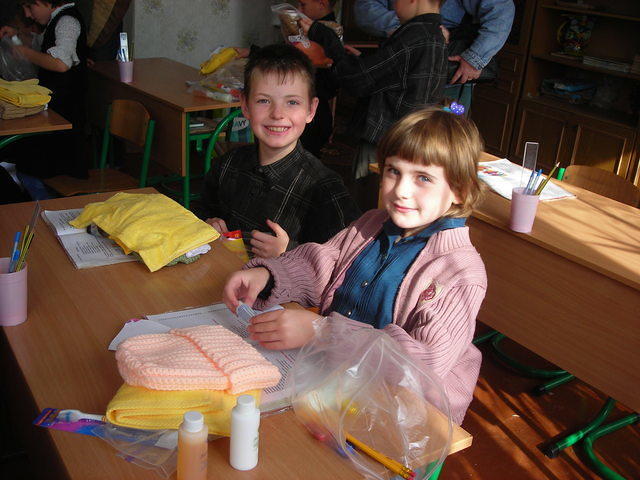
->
xmin=201 ymin=44 xmax=359 ymax=258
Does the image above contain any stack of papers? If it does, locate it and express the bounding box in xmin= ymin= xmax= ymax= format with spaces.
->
xmin=478 ymin=158 xmax=575 ymax=201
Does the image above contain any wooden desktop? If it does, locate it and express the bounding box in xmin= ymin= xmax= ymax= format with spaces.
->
xmin=0 ymin=190 xmax=471 ymax=479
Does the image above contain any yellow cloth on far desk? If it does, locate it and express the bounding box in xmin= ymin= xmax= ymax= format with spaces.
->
xmin=70 ymin=192 xmax=220 ymax=272
xmin=0 ymin=78 xmax=51 ymax=107
xmin=106 ymin=384 xmax=261 ymax=436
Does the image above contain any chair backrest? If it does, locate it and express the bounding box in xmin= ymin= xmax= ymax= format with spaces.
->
xmin=562 ymin=165 xmax=640 ymax=207
xmin=109 ymin=99 xmax=151 ymax=147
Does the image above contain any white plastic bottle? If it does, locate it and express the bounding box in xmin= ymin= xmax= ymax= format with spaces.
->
xmin=230 ymin=394 xmax=260 ymax=470
xmin=177 ymin=411 xmax=208 ymax=480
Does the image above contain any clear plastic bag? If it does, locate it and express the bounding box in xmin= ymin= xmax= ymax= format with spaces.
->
xmin=92 ymin=423 xmax=179 ymax=478
xmin=288 ymin=319 xmax=453 ymax=480
xmin=0 ymin=36 xmax=37 ymax=81
xmin=270 ymin=3 xmax=333 ymax=68
xmin=198 ymin=57 xmax=246 ymax=97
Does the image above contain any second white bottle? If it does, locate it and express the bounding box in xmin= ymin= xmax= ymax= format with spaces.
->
xmin=229 ymin=394 xmax=260 ymax=470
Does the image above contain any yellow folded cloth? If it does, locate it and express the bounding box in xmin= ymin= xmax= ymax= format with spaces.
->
xmin=69 ymin=192 xmax=220 ymax=272
xmin=106 ymin=383 xmax=261 ymax=436
xmin=0 ymin=78 xmax=51 ymax=107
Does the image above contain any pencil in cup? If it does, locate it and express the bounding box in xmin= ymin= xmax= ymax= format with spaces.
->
xmin=345 ymin=433 xmax=416 ymax=479
xmin=534 ymin=162 xmax=560 ymax=196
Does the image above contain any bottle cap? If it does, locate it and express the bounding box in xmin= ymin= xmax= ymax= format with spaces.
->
xmin=182 ymin=411 xmax=204 ymax=432
xmin=235 ymin=395 xmax=256 ymax=413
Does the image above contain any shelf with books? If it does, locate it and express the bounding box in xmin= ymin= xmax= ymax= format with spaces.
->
xmin=541 ymin=5 xmax=640 ymax=23
xmin=532 ymin=53 xmax=640 ymax=82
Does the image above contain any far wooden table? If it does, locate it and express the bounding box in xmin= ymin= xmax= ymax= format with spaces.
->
xmin=0 ymin=108 xmax=71 ymax=150
xmin=0 ymin=190 xmax=471 ymax=480
xmin=88 ymin=58 xmax=241 ymax=207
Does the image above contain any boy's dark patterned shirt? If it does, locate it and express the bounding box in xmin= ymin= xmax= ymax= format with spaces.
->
xmin=201 ymin=143 xmax=360 ymax=250
xmin=310 ymin=13 xmax=447 ymax=144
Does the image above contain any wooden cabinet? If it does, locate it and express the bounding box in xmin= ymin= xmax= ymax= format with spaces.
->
xmin=470 ymin=0 xmax=536 ymax=157
xmin=513 ymin=98 xmax=636 ymax=176
xmin=509 ymin=0 xmax=640 ymax=185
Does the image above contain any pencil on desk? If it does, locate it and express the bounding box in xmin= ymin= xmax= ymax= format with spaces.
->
xmin=345 ymin=433 xmax=415 ymax=479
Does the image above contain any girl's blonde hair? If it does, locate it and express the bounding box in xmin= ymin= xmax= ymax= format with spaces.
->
xmin=377 ymin=107 xmax=485 ymax=217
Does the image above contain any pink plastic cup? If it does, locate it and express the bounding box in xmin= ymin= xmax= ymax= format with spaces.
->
xmin=118 ymin=60 xmax=134 ymax=83
xmin=0 ymin=257 xmax=27 ymax=326
xmin=509 ymin=187 xmax=540 ymax=233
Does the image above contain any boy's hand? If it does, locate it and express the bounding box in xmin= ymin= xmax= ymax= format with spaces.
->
xmin=206 ymin=217 xmax=228 ymax=234
xmin=248 ymin=309 xmax=320 ymax=350
xmin=0 ymin=26 xmax=18 ymax=39
xmin=448 ymin=56 xmax=481 ymax=84
xmin=440 ymin=25 xmax=450 ymax=44
xmin=299 ymin=17 xmax=313 ymax=36
xmin=250 ymin=219 xmax=289 ymax=258
xmin=233 ymin=47 xmax=250 ymax=58
xmin=344 ymin=44 xmax=362 ymax=56
xmin=222 ymin=267 xmax=271 ymax=313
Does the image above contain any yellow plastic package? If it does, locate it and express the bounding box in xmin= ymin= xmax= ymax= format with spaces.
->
xmin=200 ymin=47 xmax=238 ymax=75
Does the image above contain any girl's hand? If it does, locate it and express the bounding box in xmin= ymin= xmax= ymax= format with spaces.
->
xmin=206 ymin=217 xmax=228 ymax=234
xmin=222 ymin=267 xmax=271 ymax=313
xmin=299 ymin=17 xmax=313 ymax=36
xmin=248 ymin=309 xmax=320 ymax=350
xmin=250 ymin=219 xmax=289 ymax=258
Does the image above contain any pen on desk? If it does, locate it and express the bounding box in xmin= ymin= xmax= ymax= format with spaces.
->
xmin=557 ymin=167 xmax=566 ymax=181
xmin=7 ymin=231 xmax=21 ymax=273
xmin=535 ymin=162 xmax=560 ymax=196
xmin=345 ymin=433 xmax=415 ymax=479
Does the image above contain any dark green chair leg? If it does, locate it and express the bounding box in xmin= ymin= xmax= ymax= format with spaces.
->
xmin=541 ymin=397 xmax=617 ymax=458
xmin=532 ymin=372 xmax=575 ymax=396
xmin=473 ymin=329 xmax=499 ymax=345
xmin=204 ymin=108 xmax=242 ymax=173
xmin=582 ymin=413 xmax=639 ymax=480
xmin=491 ymin=333 xmax=567 ymax=379
xmin=99 ymin=105 xmax=113 ymax=169
xmin=138 ymin=119 xmax=155 ymax=188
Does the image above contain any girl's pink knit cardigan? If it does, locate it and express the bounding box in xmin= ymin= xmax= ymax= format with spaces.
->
xmin=248 ymin=209 xmax=487 ymax=425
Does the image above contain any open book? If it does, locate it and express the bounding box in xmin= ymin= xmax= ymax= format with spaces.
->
xmin=478 ymin=158 xmax=576 ymax=201
xmin=41 ymin=209 xmax=136 ymax=269
xmin=109 ymin=303 xmax=297 ymax=414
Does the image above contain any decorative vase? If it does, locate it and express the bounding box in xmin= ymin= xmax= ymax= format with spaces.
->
xmin=557 ymin=14 xmax=595 ymax=57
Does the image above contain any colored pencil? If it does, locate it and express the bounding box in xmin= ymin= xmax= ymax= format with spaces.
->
xmin=535 ymin=162 xmax=561 ymax=195
xmin=345 ymin=433 xmax=415 ymax=479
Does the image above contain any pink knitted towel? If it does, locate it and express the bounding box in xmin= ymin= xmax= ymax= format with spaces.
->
xmin=116 ymin=325 xmax=281 ymax=394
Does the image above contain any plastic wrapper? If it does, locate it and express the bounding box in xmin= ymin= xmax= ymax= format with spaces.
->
xmin=92 ymin=423 xmax=178 ymax=478
xmin=288 ymin=319 xmax=452 ymax=480
xmin=0 ymin=36 xmax=37 ymax=81
xmin=271 ymin=3 xmax=333 ymax=68
xmin=194 ymin=57 xmax=245 ymax=101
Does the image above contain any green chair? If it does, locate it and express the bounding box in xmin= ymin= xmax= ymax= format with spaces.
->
xmin=46 ymin=99 xmax=155 ymax=196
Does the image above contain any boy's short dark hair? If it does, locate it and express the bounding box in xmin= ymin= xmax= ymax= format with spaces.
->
xmin=244 ymin=44 xmax=316 ymax=99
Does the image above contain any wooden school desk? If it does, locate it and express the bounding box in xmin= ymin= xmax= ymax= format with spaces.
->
xmin=0 ymin=108 xmax=71 ymax=150
xmin=469 ymin=165 xmax=640 ymax=412
xmin=370 ymin=155 xmax=640 ymax=411
xmin=88 ymin=58 xmax=241 ymax=206
xmin=0 ymin=190 xmax=472 ymax=480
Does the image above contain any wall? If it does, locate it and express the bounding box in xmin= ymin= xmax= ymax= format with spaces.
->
xmin=130 ymin=0 xmax=281 ymax=68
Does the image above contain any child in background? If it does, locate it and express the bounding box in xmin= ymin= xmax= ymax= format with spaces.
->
xmin=223 ymin=107 xmax=487 ymax=425
xmin=296 ymin=0 xmax=340 ymax=158
xmin=0 ymin=0 xmax=88 ymax=179
xmin=300 ymin=0 xmax=447 ymax=179
xmin=201 ymin=44 xmax=359 ymax=259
